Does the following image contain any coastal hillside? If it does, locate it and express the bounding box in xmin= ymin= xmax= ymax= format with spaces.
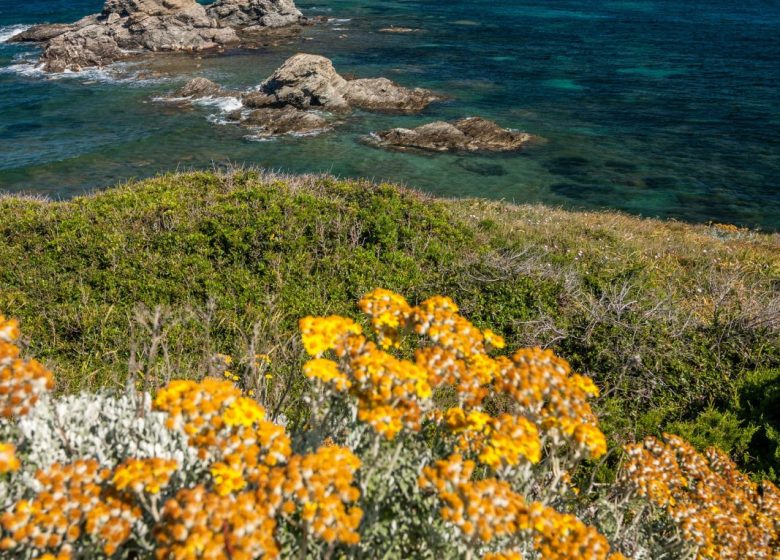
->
xmin=1 ymin=170 xmax=777 ymax=479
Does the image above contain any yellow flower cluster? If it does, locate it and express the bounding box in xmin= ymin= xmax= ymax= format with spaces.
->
xmin=496 ymin=348 xmax=606 ymax=459
xmin=0 ymin=442 xmax=20 ymax=473
xmin=624 ymin=434 xmax=780 ymax=559
xmin=420 ymin=454 xmax=620 ymax=559
xmin=358 ymin=287 xmax=411 ymax=349
xmin=419 ymin=454 xmax=527 ymax=542
xmin=445 ymin=408 xmax=542 ymax=470
xmin=304 ymin=358 xmax=351 ymax=391
xmin=483 ymin=552 xmax=522 ymax=560
xmin=0 ymin=315 xmax=54 ymax=418
xmin=154 ymin=379 xmax=291 ymax=488
xmin=152 ymin=377 xmax=365 ymax=554
xmin=301 ymin=309 xmax=433 ymax=439
xmin=299 ymin=316 xmax=362 ymax=357
xmin=281 ymin=446 xmax=363 ymax=544
xmin=154 ymin=485 xmax=279 ymax=560
xmin=0 ymin=459 xmax=140 ymax=558
xmin=112 ymin=457 xmax=178 ymax=495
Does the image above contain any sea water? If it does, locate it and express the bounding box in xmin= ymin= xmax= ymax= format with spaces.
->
xmin=1 ymin=0 xmax=778 ymax=229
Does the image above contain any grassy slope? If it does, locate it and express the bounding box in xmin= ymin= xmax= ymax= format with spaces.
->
xmin=1 ymin=171 xmax=778 ymax=477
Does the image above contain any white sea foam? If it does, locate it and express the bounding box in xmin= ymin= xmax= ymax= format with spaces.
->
xmin=243 ymin=134 xmax=277 ymax=142
xmin=193 ymin=96 xmax=243 ymax=112
xmin=0 ymin=24 xmax=31 ymax=44
xmin=0 ymin=56 xmax=172 ymax=85
xmin=331 ymin=18 xmax=352 ymax=23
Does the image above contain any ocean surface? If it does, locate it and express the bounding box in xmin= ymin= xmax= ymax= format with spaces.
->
xmin=1 ymin=0 xmax=779 ymax=229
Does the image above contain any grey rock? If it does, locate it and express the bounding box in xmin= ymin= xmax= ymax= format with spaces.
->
xmin=174 ymin=77 xmax=232 ymax=98
xmin=368 ymin=117 xmax=538 ymax=153
xmin=243 ymin=53 xmax=439 ymax=113
xmin=6 ymin=23 xmax=76 ymax=43
xmin=207 ymin=0 xmax=303 ymax=28
xmin=345 ymin=77 xmax=440 ymax=113
xmin=243 ymin=53 xmax=351 ymax=111
xmin=239 ymin=107 xmax=328 ymax=136
xmin=42 ymin=24 xmax=127 ymax=72
xmin=35 ymin=0 xmax=305 ymax=72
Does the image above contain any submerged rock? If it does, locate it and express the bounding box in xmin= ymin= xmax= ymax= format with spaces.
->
xmin=25 ymin=0 xmax=308 ymax=72
xmin=243 ymin=53 xmax=440 ymax=113
xmin=378 ymin=27 xmax=419 ymax=34
xmin=367 ymin=117 xmax=538 ymax=153
xmin=233 ymin=107 xmax=329 ymax=136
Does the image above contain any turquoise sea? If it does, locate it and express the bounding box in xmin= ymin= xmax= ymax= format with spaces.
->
xmin=1 ymin=0 xmax=779 ymax=229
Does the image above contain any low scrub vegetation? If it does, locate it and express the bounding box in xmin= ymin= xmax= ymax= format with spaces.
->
xmin=2 ymin=291 xmax=777 ymax=559
xmin=0 ymin=170 xmax=777 ymax=482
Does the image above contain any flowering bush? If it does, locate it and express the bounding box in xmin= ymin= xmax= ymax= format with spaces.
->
xmin=0 ymin=291 xmax=778 ymax=559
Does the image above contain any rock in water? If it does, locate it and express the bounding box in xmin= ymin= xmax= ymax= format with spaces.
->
xmin=6 ymin=23 xmax=78 ymax=43
xmin=32 ymin=0 xmax=308 ymax=72
xmin=42 ymin=25 xmax=127 ymax=72
xmin=41 ymin=0 xmax=239 ymax=72
xmin=239 ymin=107 xmax=329 ymax=136
xmin=174 ymin=77 xmax=232 ymax=98
xmin=344 ymin=77 xmax=439 ymax=113
xmin=207 ymin=0 xmax=303 ymax=29
xmin=243 ymin=54 xmax=351 ymax=110
xmin=368 ymin=117 xmax=538 ymax=153
xmin=160 ymin=53 xmax=438 ymax=138
xmin=242 ymin=53 xmax=439 ymax=113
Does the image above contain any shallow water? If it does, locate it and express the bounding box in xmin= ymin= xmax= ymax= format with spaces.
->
xmin=1 ymin=0 xmax=779 ymax=229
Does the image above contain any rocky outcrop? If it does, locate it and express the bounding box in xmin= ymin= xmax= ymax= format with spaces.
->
xmin=242 ymin=53 xmax=440 ymax=113
xmin=7 ymin=23 xmax=79 ymax=43
xmin=17 ymin=0 xmax=308 ymax=72
xmin=367 ymin=117 xmax=538 ymax=153
xmin=161 ymin=54 xmax=440 ymax=138
xmin=174 ymin=77 xmax=235 ymax=98
xmin=207 ymin=0 xmax=303 ymax=30
xmin=229 ymin=107 xmax=329 ymax=136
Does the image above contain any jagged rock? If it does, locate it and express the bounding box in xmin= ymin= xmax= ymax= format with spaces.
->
xmin=242 ymin=53 xmax=439 ymax=113
xmin=42 ymin=25 xmax=127 ymax=72
xmin=33 ymin=0 xmax=306 ymax=72
xmin=40 ymin=0 xmax=239 ymax=72
xmin=243 ymin=53 xmax=350 ymax=110
xmin=345 ymin=78 xmax=439 ymax=113
xmin=7 ymin=23 xmax=77 ymax=43
xmin=236 ymin=107 xmax=329 ymax=136
xmin=207 ymin=0 xmax=303 ymax=29
xmin=160 ymin=53 xmax=438 ymax=138
xmin=367 ymin=117 xmax=538 ymax=153
xmin=174 ymin=77 xmax=232 ymax=98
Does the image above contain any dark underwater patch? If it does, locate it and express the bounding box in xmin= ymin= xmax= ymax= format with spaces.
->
xmin=455 ymin=159 xmax=507 ymax=176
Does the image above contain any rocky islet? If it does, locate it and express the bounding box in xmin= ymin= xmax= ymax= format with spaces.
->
xmin=166 ymin=53 xmax=441 ymax=137
xmin=9 ymin=0 xmax=308 ymax=72
xmin=10 ymin=2 xmax=538 ymax=154
xmin=365 ymin=117 xmax=539 ymax=153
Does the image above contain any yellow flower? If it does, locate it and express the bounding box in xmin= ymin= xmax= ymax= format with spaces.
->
xmin=0 ymin=442 xmax=20 ymax=473
xmin=112 ymin=458 xmax=178 ymax=494
xmin=222 ymin=397 xmax=266 ymax=428
xmin=304 ymin=358 xmax=351 ymax=391
xmin=210 ymin=462 xmax=246 ymax=496
xmin=483 ymin=329 xmax=505 ymax=350
xmin=299 ymin=316 xmax=362 ymax=356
